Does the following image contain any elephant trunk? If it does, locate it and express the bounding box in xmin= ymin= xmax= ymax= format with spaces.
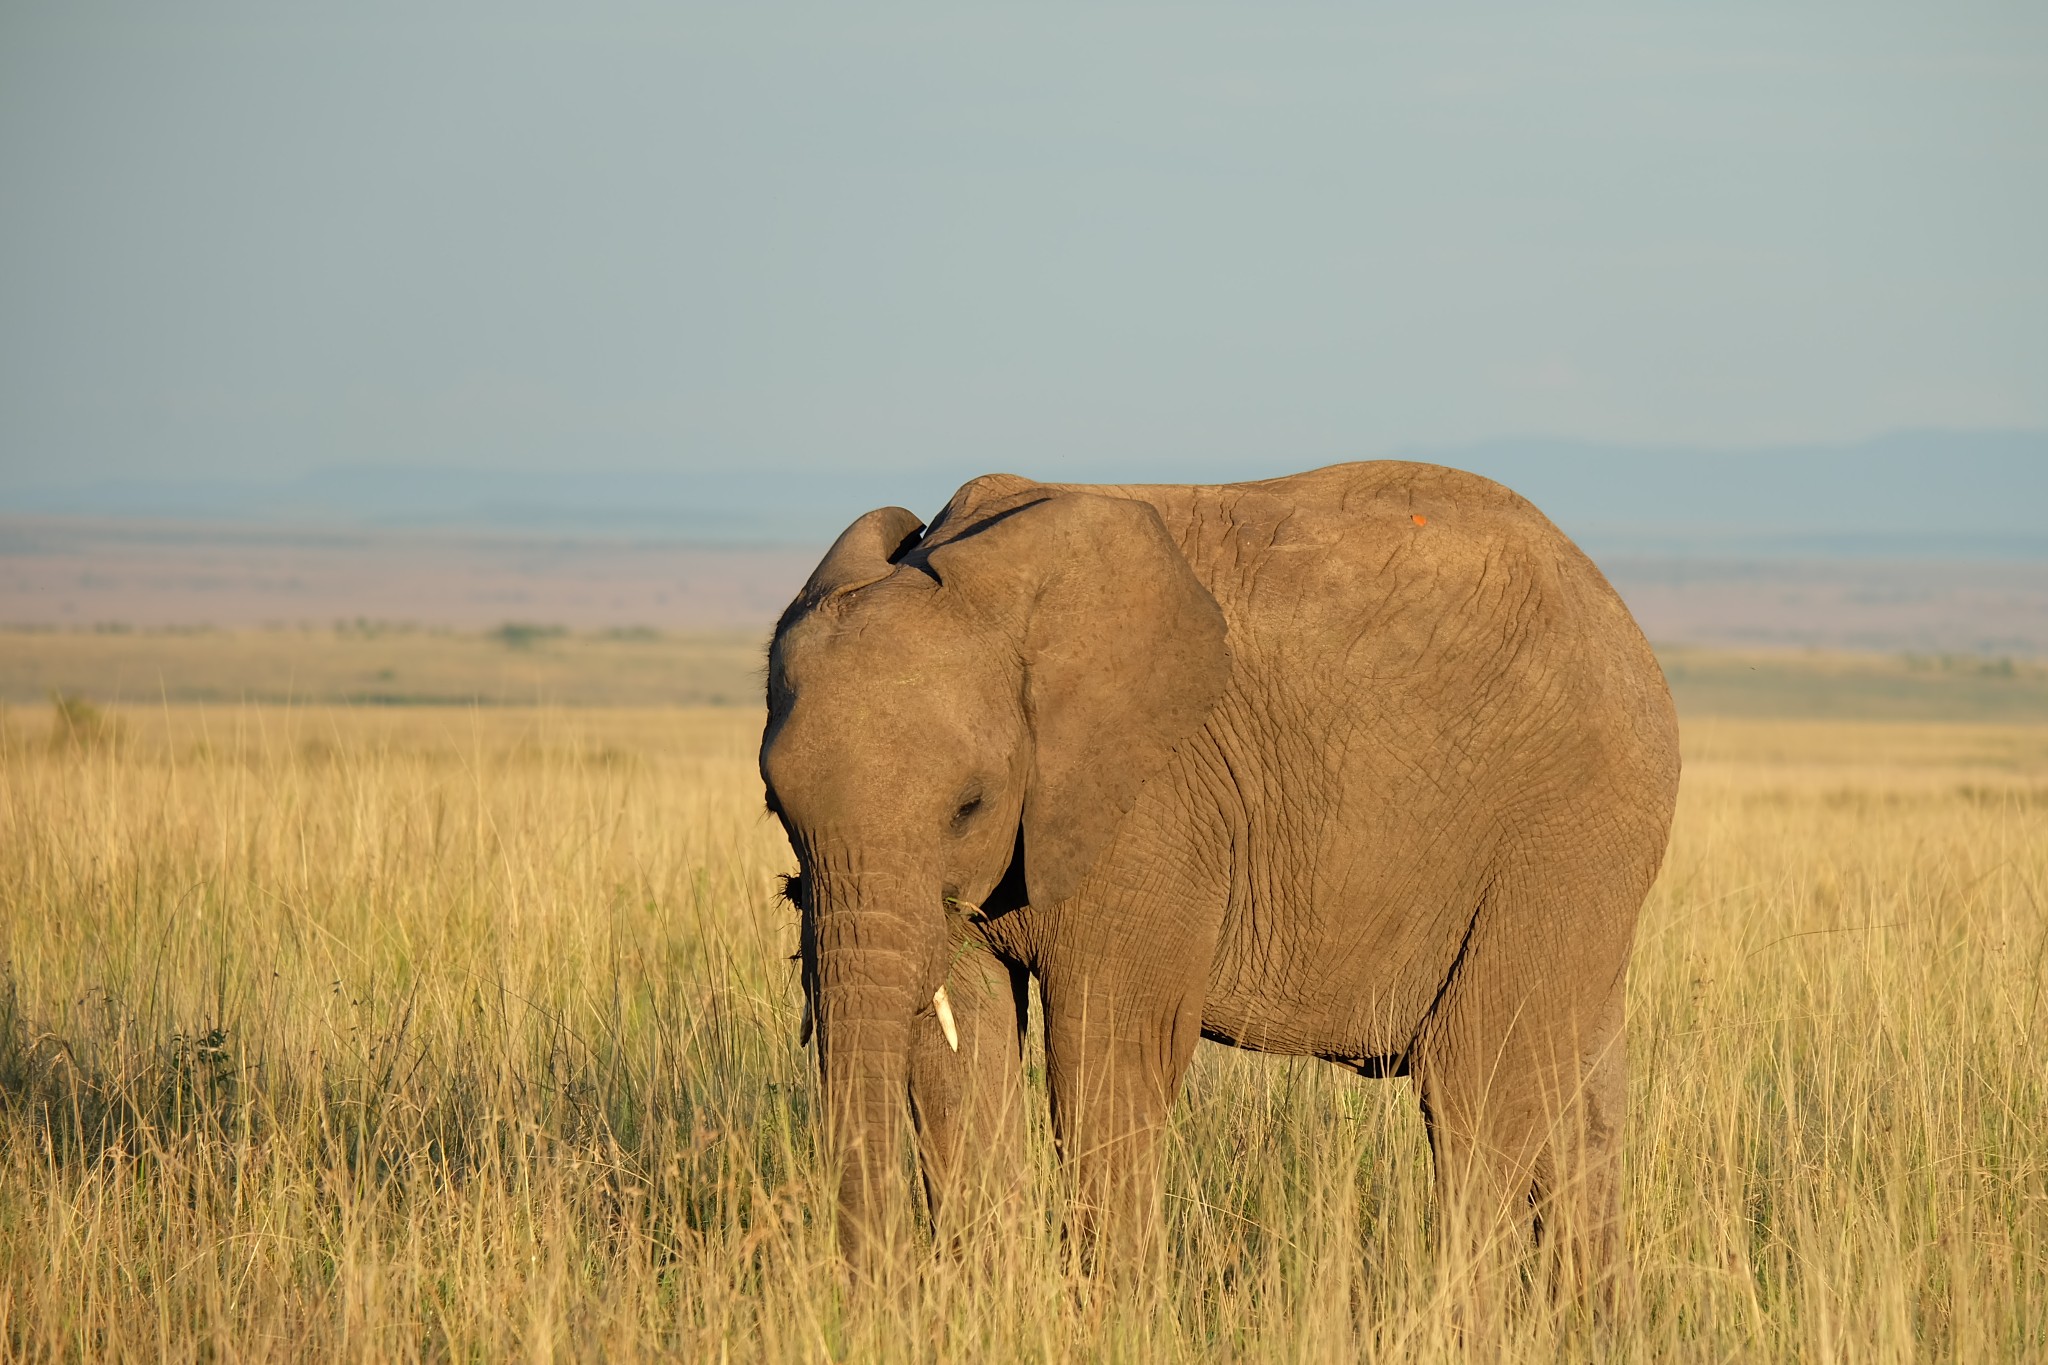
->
xmin=809 ymin=863 xmax=941 ymax=1268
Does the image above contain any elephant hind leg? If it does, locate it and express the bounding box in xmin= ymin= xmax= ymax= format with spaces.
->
xmin=1528 ymin=982 xmax=1633 ymax=1311
xmin=1407 ymin=891 xmax=1636 ymax=1318
xmin=1410 ymin=1034 xmax=1545 ymax=1325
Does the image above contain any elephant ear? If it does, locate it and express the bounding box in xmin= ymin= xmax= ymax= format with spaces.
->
xmin=785 ymin=506 xmax=927 ymax=622
xmin=923 ymin=491 xmax=1231 ymax=908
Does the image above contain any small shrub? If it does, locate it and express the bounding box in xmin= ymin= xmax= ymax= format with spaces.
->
xmin=47 ymin=690 xmax=121 ymax=751
xmin=491 ymin=622 xmax=567 ymax=650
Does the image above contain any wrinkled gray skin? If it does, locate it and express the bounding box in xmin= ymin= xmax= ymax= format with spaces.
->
xmin=761 ymin=461 xmax=1679 ymax=1294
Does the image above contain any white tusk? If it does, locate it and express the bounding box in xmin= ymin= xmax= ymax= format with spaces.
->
xmin=933 ymin=985 xmax=959 ymax=1052
xmin=797 ymin=992 xmax=814 ymax=1047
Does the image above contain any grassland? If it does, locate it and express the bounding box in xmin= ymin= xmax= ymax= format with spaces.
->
xmin=0 ymin=627 xmax=769 ymax=710
xmin=2 ymin=642 xmax=2046 ymax=1359
xmin=1656 ymin=646 xmax=2048 ymax=723
xmin=7 ymin=626 xmax=2048 ymax=721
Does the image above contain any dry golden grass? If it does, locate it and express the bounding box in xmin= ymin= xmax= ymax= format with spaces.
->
xmin=0 ymin=627 xmax=768 ymax=709
xmin=2 ymin=700 xmax=2044 ymax=1361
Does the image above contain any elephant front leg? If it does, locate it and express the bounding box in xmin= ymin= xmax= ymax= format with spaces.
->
xmin=907 ymin=933 xmax=1029 ymax=1254
xmin=1039 ymin=964 xmax=1204 ymax=1274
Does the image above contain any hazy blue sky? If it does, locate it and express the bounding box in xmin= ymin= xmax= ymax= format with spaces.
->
xmin=2 ymin=2 xmax=2043 ymax=496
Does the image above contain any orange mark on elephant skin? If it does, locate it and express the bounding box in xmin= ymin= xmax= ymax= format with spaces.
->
xmin=1411 ymin=513 xmax=1428 ymax=527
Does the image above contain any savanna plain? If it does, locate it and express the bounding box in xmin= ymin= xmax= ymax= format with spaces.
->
xmin=2 ymin=629 xmax=2046 ymax=1361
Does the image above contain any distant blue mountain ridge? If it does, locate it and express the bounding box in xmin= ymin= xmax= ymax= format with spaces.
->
xmin=5 ymin=428 xmax=2044 ymax=559
xmin=1431 ymin=430 xmax=2048 ymax=559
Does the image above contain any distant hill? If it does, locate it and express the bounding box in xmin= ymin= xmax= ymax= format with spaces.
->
xmin=5 ymin=428 xmax=2044 ymax=559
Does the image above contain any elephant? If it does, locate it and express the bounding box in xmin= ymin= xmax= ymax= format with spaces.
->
xmin=760 ymin=460 xmax=1679 ymax=1296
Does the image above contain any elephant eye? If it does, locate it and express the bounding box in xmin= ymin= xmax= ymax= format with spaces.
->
xmin=951 ymin=795 xmax=984 ymax=829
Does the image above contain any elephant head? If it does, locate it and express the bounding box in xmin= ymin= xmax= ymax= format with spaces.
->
xmin=760 ymin=482 xmax=1231 ymax=1263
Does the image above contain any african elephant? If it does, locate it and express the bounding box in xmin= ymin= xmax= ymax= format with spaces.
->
xmin=760 ymin=461 xmax=1679 ymax=1295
